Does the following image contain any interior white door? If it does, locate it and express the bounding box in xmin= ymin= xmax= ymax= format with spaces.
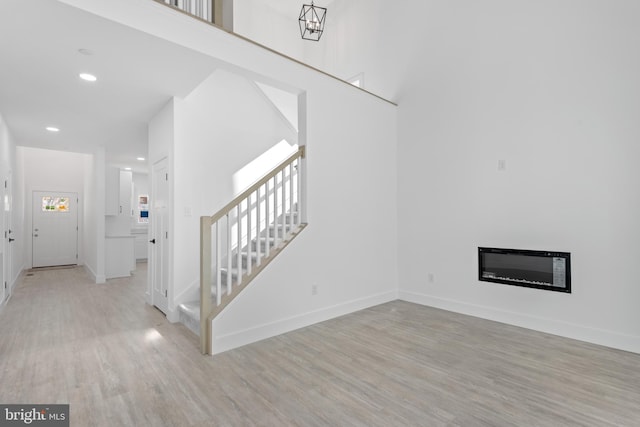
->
xmin=32 ymin=191 xmax=78 ymax=268
xmin=151 ymin=159 xmax=169 ymax=314
xmin=2 ymin=174 xmax=12 ymax=302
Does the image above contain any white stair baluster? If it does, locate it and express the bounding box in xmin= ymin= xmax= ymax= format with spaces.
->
xmin=274 ymin=174 xmax=279 ymax=247
xmin=256 ymin=185 xmax=262 ymax=266
xmin=288 ymin=163 xmax=294 ymax=236
xmin=265 ymin=178 xmax=271 ymax=258
xmin=280 ymin=169 xmax=286 ymax=242
xmin=236 ymin=204 xmax=242 ymax=284
xmin=297 ymin=155 xmax=303 ymax=226
xmin=226 ymin=213 xmax=232 ymax=295
xmin=247 ymin=195 xmax=252 ymax=276
xmin=215 ymin=220 xmax=221 ymax=306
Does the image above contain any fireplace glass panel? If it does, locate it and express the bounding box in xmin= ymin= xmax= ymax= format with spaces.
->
xmin=478 ymin=247 xmax=571 ymax=293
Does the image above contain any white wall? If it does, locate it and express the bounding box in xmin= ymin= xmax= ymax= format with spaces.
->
xmin=233 ymin=0 xmax=305 ymax=62
xmin=18 ymin=147 xmax=91 ymax=268
xmin=233 ymin=0 xmax=407 ymax=102
xmin=83 ymin=147 xmax=106 ymax=283
xmin=396 ymin=0 xmax=640 ymax=353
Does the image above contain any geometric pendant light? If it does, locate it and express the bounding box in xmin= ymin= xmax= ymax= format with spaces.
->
xmin=299 ymin=2 xmax=327 ymax=41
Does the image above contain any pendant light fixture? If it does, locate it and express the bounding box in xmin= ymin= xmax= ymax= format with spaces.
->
xmin=299 ymin=2 xmax=327 ymax=41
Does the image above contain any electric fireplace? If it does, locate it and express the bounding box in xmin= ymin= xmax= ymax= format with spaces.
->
xmin=478 ymin=247 xmax=571 ymax=293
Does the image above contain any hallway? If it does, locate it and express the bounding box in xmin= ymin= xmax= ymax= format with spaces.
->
xmin=1 ymin=265 xmax=639 ymax=426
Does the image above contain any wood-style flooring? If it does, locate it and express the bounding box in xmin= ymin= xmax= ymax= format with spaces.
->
xmin=1 ymin=264 xmax=639 ymax=426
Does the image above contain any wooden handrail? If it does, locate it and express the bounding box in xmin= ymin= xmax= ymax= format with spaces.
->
xmin=208 ymin=146 xmax=305 ymax=224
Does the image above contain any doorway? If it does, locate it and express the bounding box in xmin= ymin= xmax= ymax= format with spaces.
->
xmin=32 ymin=191 xmax=78 ymax=268
xmin=2 ymin=173 xmax=12 ymax=303
xmin=150 ymin=159 xmax=169 ymax=314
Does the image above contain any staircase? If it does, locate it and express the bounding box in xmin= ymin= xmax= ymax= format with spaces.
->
xmin=178 ymin=146 xmax=307 ymax=354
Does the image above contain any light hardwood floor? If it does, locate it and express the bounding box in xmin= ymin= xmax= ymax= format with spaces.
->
xmin=1 ymin=264 xmax=639 ymax=426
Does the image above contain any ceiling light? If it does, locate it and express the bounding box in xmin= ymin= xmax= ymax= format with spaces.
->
xmin=124 ymin=167 xmax=132 ymax=171
xmin=79 ymin=73 xmax=97 ymax=82
xmin=46 ymin=127 xmax=60 ymax=132
xmin=299 ymin=2 xmax=327 ymax=41
xmin=136 ymin=157 xmax=145 ymax=161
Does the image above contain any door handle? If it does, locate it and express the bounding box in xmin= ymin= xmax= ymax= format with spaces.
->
xmin=8 ymin=238 xmax=14 ymax=242
xmin=149 ymin=239 xmax=156 ymax=244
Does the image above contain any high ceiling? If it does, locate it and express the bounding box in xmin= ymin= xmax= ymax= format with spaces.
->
xmin=0 ymin=0 xmax=220 ymax=172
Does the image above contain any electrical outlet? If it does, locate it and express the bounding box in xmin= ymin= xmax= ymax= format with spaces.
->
xmin=311 ymin=284 xmax=318 ymax=295
xmin=497 ymin=159 xmax=507 ymax=171
xmin=427 ymin=273 xmax=434 ymax=284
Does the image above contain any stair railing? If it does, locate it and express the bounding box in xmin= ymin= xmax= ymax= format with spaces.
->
xmin=159 ymin=0 xmax=220 ymax=25
xmin=200 ymin=146 xmax=307 ymax=354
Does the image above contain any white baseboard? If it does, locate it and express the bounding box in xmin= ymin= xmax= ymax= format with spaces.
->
xmin=399 ymin=290 xmax=640 ymax=355
xmin=1 ymin=266 xmax=25 ymax=312
xmin=0 ymin=288 xmax=9 ymax=312
xmin=173 ymin=279 xmax=199 ymax=307
xmin=10 ymin=265 xmax=24 ymax=293
xmin=83 ymin=263 xmax=105 ymax=284
xmin=166 ymin=308 xmax=180 ymax=323
xmin=211 ymin=290 xmax=399 ymax=355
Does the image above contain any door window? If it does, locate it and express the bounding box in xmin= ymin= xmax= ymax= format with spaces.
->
xmin=41 ymin=196 xmax=69 ymax=212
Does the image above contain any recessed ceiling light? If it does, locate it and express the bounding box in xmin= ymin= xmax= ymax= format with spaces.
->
xmin=136 ymin=157 xmax=145 ymax=161
xmin=46 ymin=127 xmax=60 ymax=132
xmin=79 ymin=73 xmax=97 ymax=82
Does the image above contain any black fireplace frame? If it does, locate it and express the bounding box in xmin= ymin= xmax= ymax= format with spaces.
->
xmin=478 ymin=247 xmax=571 ymax=293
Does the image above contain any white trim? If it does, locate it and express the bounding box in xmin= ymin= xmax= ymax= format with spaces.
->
xmin=11 ymin=265 xmax=24 ymax=291
xmin=83 ymin=263 xmax=105 ymax=284
xmin=172 ymin=278 xmax=200 ymax=308
xmin=0 ymin=266 xmax=25 ymax=313
xmin=211 ymin=290 xmax=398 ymax=355
xmin=399 ymin=291 xmax=640 ymax=355
xmin=166 ymin=307 xmax=180 ymax=323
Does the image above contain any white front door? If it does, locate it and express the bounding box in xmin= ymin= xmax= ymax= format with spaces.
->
xmin=32 ymin=191 xmax=78 ymax=268
xmin=2 ymin=174 xmax=12 ymax=302
xmin=151 ymin=159 xmax=169 ymax=314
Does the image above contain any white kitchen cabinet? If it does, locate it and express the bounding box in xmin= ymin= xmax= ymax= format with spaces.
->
xmin=120 ymin=170 xmax=133 ymax=217
xmin=105 ymin=236 xmax=135 ymax=279
xmin=105 ymin=168 xmax=133 ymax=217
xmin=132 ymin=229 xmax=148 ymax=260
xmin=105 ymin=167 xmax=119 ymax=216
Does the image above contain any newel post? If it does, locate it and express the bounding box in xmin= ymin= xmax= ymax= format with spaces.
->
xmin=200 ymin=216 xmax=212 ymax=355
